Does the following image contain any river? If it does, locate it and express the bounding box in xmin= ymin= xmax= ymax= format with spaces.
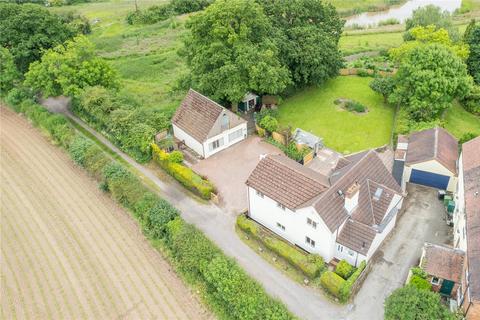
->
xmin=345 ymin=0 xmax=462 ymax=27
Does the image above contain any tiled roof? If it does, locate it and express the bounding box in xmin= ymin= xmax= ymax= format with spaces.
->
xmin=246 ymin=154 xmax=329 ymax=210
xmin=422 ymin=243 xmax=465 ymax=283
xmin=406 ymin=127 xmax=458 ymax=174
xmin=172 ymin=89 xmax=246 ymax=142
xmin=337 ymin=220 xmax=376 ymax=256
xmin=314 ymin=151 xmax=402 ymax=232
xmin=462 ymin=137 xmax=480 ymax=300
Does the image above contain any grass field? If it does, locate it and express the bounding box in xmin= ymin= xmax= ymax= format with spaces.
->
xmin=444 ymin=102 xmax=480 ymax=139
xmin=0 ymin=107 xmax=210 ymax=319
xmin=327 ymin=0 xmax=406 ymax=16
xmin=277 ymin=76 xmax=395 ymax=154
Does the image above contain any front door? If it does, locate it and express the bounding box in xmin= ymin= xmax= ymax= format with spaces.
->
xmin=440 ymin=279 xmax=454 ymax=296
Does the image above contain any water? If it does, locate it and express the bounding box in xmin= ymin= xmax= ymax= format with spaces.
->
xmin=345 ymin=0 xmax=462 ymax=27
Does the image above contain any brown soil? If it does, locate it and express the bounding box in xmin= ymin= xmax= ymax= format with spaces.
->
xmin=0 ymin=107 xmax=212 ymax=320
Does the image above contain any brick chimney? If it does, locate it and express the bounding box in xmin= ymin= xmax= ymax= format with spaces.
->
xmin=344 ymin=181 xmax=360 ymax=214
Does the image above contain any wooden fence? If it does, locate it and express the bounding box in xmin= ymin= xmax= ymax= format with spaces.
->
xmin=349 ymin=261 xmax=373 ymax=298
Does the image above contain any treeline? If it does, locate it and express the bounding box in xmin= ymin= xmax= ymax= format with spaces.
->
xmin=126 ymin=0 xmax=213 ymax=25
xmin=3 ymin=96 xmax=294 ymax=320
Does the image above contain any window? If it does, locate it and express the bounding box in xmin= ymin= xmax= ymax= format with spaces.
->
xmin=277 ymin=202 xmax=286 ymax=210
xmin=337 ymin=244 xmax=343 ymax=252
xmin=348 ymin=249 xmax=355 ymax=257
xmin=306 ymin=236 xmax=315 ymax=248
xmin=209 ymin=138 xmax=224 ymax=151
xmin=431 ymin=277 xmax=440 ymax=285
xmin=228 ymin=129 xmax=243 ymax=142
xmin=307 ymin=218 xmax=317 ymax=229
xmin=249 ymin=99 xmax=255 ymax=107
xmin=256 ymin=190 xmax=264 ymax=198
xmin=276 ymin=222 xmax=285 ymax=231
xmin=221 ymin=114 xmax=229 ymax=130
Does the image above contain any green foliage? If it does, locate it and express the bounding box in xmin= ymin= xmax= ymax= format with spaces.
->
xmin=390 ymin=44 xmax=473 ymax=121
xmin=182 ymin=0 xmax=290 ymax=103
xmin=339 ymin=260 xmax=366 ymax=302
xmin=59 ymin=11 xmax=92 ymax=35
xmin=404 ymin=5 xmax=458 ymax=41
xmin=320 ymin=271 xmax=346 ymax=297
xmin=171 ymin=0 xmax=213 ymax=14
xmin=378 ymin=18 xmax=400 ymax=26
xmin=345 ymin=100 xmax=367 ymax=113
xmin=168 ymin=150 xmax=184 ymax=164
xmin=0 ymin=3 xmax=77 ymax=72
xmin=25 ymin=36 xmax=119 ymax=97
xmin=464 ymin=21 xmax=480 ymax=84
xmin=266 ymin=137 xmax=308 ymax=162
xmin=394 ymin=107 xmax=445 ymax=136
xmin=356 ymin=69 xmax=370 ymax=77
xmin=126 ymin=4 xmax=174 ymax=25
xmin=411 ymin=266 xmax=428 ymax=279
xmin=459 ymin=132 xmax=478 ymax=144
xmin=385 ymin=286 xmax=455 ymax=320
xmin=152 ymin=144 xmax=214 ymax=199
xmin=369 ymin=76 xmax=395 ymax=102
xmin=0 ymin=47 xmax=21 ymax=96
xmin=259 ymin=0 xmax=344 ymax=87
xmin=144 ymin=199 xmax=179 ymax=239
xmin=237 ymin=215 xmax=325 ymax=278
xmin=4 ymin=86 xmax=33 ymax=110
xmin=259 ymin=115 xmax=279 ymax=133
xmin=409 ymin=275 xmax=432 ymax=291
xmin=335 ymin=260 xmax=355 ymax=279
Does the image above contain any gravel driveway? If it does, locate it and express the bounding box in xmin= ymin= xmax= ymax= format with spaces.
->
xmin=192 ymin=136 xmax=280 ymax=214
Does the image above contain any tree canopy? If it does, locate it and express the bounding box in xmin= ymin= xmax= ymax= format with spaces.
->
xmin=464 ymin=20 xmax=480 ymax=84
xmin=182 ymin=0 xmax=290 ymax=104
xmin=384 ymin=286 xmax=455 ymax=320
xmin=404 ymin=5 xmax=458 ymax=41
xmin=0 ymin=3 xmax=77 ymax=73
xmin=25 ymin=35 xmax=119 ymax=97
xmin=0 ymin=47 xmax=21 ymax=96
xmin=259 ymin=0 xmax=344 ymax=87
xmin=389 ymin=44 xmax=472 ymax=121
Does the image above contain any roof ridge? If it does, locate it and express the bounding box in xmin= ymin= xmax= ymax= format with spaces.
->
xmin=189 ymin=88 xmax=225 ymax=111
xmin=269 ymin=154 xmax=327 ymax=185
xmin=367 ymin=178 xmax=402 ymax=195
xmin=365 ymin=180 xmax=376 ymax=226
xmin=434 ymin=127 xmax=439 ymax=159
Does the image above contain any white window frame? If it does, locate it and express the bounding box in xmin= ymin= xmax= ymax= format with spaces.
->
xmin=209 ymin=137 xmax=224 ymax=151
xmin=228 ymin=128 xmax=243 ymax=142
xmin=306 ymin=236 xmax=315 ymax=248
xmin=277 ymin=202 xmax=286 ymax=210
xmin=256 ymin=190 xmax=264 ymax=198
xmin=431 ymin=277 xmax=440 ymax=285
xmin=307 ymin=218 xmax=317 ymax=229
xmin=337 ymin=244 xmax=343 ymax=252
xmin=276 ymin=222 xmax=285 ymax=231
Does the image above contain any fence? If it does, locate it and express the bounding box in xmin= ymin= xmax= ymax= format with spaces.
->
xmin=349 ymin=261 xmax=373 ymax=298
xmin=272 ymin=131 xmax=287 ymax=146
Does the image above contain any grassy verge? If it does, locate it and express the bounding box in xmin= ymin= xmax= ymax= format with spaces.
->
xmin=443 ymin=102 xmax=480 ymax=139
xmin=277 ymin=76 xmax=395 ymax=154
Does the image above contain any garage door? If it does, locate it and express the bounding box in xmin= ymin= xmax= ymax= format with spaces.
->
xmin=410 ymin=169 xmax=450 ymax=190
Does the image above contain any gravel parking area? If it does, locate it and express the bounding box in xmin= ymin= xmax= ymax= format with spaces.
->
xmin=192 ymin=136 xmax=280 ymax=214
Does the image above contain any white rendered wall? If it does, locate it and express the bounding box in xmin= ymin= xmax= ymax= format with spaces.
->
xmin=203 ymin=122 xmax=247 ymax=158
xmin=403 ymin=160 xmax=457 ymax=192
xmin=247 ymin=186 xmax=336 ymax=262
xmin=454 ymin=153 xmax=467 ymax=251
xmin=173 ymin=124 xmax=204 ymax=157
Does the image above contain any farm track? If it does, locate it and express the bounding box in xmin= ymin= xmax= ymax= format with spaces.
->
xmin=0 ymin=108 xmax=211 ymax=320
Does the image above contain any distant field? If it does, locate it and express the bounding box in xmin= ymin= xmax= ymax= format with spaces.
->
xmin=277 ymin=76 xmax=395 ymax=154
xmin=0 ymin=108 xmax=209 ymax=319
xmin=327 ymin=0 xmax=406 ymax=16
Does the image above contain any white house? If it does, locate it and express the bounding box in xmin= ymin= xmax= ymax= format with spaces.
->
xmin=399 ymin=127 xmax=458 ymax=192
xmin=172 ymin=89 xmax=247 ymax=158
xmin=246 ymin=150 xmax=404 ymax=267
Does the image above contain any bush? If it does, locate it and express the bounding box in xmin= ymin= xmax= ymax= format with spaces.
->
xmin=356 ymin=69 xmax=370 ymax=77
xmin=409 ymin=275 xmax=432 ymax=291
xmin=335 ymin=260 xmax=355 ymax=280
xmin=461 ymin=85 xmax=480 ymax=115
xmin=345 ymin=100 xmax=367 ymax=113
xmin=145 ymin=199 xmax=179 ymax=239
xmin=152 ymin=144 xmax=214 ymax=199
xmin=411 ymin=266 xmax=428 ymax=279
xmin=259 ymin=115 xmax=278 ymax=133
xmin=266 ymin=137 xmax=308 ymax=162
xmin=460 ymin=132 xmax=479 ymax=144
xmin=338 ymin=260 xmax=366 ymax=302
xmin=171 ymin=0 xmax=212 ymax=14
xmin=168 ymin=150 xmax=184 ymax=163
xmin=237 ymin=215 xmax=325 ymax=278
xmin=320 ymin=271 xmax=346 ymax=297
xmin=126 ymin=4 xmax=174 ymax=25
xmin=378 ymin=18 xmax=400 ymax=26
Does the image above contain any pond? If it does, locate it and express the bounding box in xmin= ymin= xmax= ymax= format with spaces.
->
xmin=345 ymin=0 xmax=462 ymax=27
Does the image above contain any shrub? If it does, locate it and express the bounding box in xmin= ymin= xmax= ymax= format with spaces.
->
xmin=345 ymin=100 xmax=367 ymax=113
xmin=152 ymin=144 xmax=214 ymax=199
xmin=356 ymin=69 xmax=370 ymax=77
xmin=320 ymin=271 xmax=346 ymax=297
xmin=171 ymin=0 xmax=212 ymax=14
xmin=69 ymin=135 xmax=95 ymax=166
xmin=126 ymin=4 xmax=174 ymax=25
xmin=237 ymin=215 xmax=325 ymax=278
xmin=411 ymin=266 xmax=427 ymax=279
xmin=460 ymin=132 xmax=479 ymax=144
xmin=168 ymin=150 xmax=184 ymax=163
xmin=145 ymin=199 xmax=179 ymax=239
xmin=259 ymin=115 xmax=279 ymax=133
xmin=335 ymin=260 xmax=355 ymax=280
xmin=378 ymin=18 xmax=400 ymax=26
xmin=266 ymin=137 xmax=308 ymax=162
xmin=339 ymin=260 xmax=366 ymax=302
xmin=409 ymin=275 xmax=432 ymax=291
xmin=461 ymin=85 xmax=480 ymax=115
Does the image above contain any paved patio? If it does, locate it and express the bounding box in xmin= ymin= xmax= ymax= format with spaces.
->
xmin=192 ymin=136 xmax=280 ymax=214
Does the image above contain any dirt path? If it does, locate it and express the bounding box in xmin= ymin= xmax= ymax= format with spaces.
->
xmin=0 ymin=107 xmax=212 ymax=320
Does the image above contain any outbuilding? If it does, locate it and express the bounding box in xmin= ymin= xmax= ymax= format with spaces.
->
xmin=400 ymin=127 xmax=458 ymax=192
xmin=172 ymin=89 xmax=247 ymax=159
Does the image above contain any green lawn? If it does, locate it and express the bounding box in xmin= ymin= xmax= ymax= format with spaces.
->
xmin=277 ymin=76 xmax=395 ymax=154
xmin=444 ymin=103 xmax=480 ymax=139
xmin=327 ymin=0 xmax=406 ymax=16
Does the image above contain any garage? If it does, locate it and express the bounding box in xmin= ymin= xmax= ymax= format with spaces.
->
xmin=409 ymin=169 xmax=450 ymax=190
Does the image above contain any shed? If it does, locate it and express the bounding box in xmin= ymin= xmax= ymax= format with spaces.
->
xmin=238 ymin=92 xmax=259 ymax=113
xmin=293 ymin=128 xmax=323 ymax=154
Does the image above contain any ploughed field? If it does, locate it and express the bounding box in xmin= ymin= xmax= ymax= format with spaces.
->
xmin=0 ymin=107 xmax=209 ymax=319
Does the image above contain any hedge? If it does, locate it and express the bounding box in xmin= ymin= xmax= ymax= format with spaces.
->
xmin=335 ymin=260 xmax=355 ymax=280
xmin=320 ymin=271 xmax=346 ymax=298
xmin=409 ymin=275 xmax=432 ymax=291
xmin=339 ymin=260 xmax=367 ymax=302
xmin=237 ymin=215 xmax=325 ymax=278
xmin=5 ymin=98 xmax=293 ymax=320
xmin=151 ymin=144 xmax=214 ymax=200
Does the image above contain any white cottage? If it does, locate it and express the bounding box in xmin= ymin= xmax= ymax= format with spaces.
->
xmin=246 ymin=150 xmax=404 ymax=267
xmin=172 ymin=89 xmax=247 ymax=158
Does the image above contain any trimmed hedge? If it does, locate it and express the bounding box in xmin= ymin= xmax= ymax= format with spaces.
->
xmin=320 ymin=271 xmax=345 ymax=297
xmin=335 ymin=260 xmax=355 ymax=280
xmin=237 ymin=215 xmax=325 ymax=278
xmin=151 ymin=144 xmax=214 ymax=200
xmin=339 ymin=260 xmax=367 ymax=302
xmin=6 ymin=99 xmax=293 ymax=320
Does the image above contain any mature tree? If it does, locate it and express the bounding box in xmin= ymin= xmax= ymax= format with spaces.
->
xmin=464 ymin=20 xmax=480 ymax=84
xmin=404 ymin=5 xmax=458 ymax=41
xmin=391 ymin=25 xmax=469 ymax=62
xmin=259 ymin=0 xmax=344 ymax=87
xmin=0 ymin=47 xmax=21 ymax=96
xmin=181 ymin=0 xmax=290 ymax=104
xmin=369 ymin=76 xmax=395 ymax=102
xmin=0 ymin=3 xmax=77 ymax=73
xmin=389 ymin=44 xmax=472 ymax=121
xmin=385 ymin=286 xmax=455 ymax=320
xmin=170 ymin=0 xmax=212 ymax=14
xmin=25 ymin=36 xmax=119 ymax=97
